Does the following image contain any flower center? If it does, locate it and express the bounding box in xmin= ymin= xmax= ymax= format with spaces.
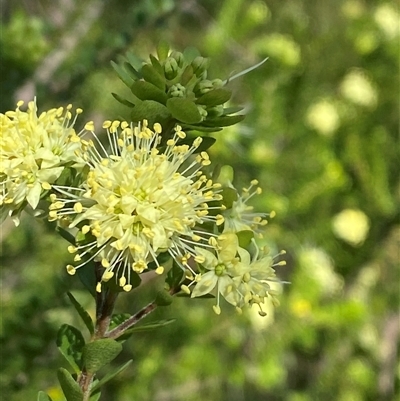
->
xmin=215 ymin=263 xmax=226 ymax=276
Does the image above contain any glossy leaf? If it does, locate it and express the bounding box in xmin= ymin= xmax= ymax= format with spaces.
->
xmin=37 ymin=391 xmax=53 ymax=401
xmin=141 ymin=63 xmax=166 ymax=90
xmin=111 ymin=92 xmax=136 ymax=108
xmin=66 ymin=292 xmax=94 ymax=335
xmin=130 ymin=100 xmax=170 ymax=123
xmin=110 ymin=60 xmax=134 ymax=88
xmin=202 ymin=114 xmax=245 ymax=127
xmin=196 ymin=88 xmax=232 ymax=106
xmin=55 ymin=226 xmax=75 ymax=245
xmin=91 ymin=360 xmax=133 ymax=393
xmin=57 ymin=368 xmax=84 ymax=401
xmin=166 ymin=98 xmax=202 ymax=124
xmin=131 ymin=81 xmax=168 ymax=103
xmin=76 ymin=261 xmax=97 ymax=298
xmin=82 ymin=339 xmax=123 ymax=374
xmin=56 ymin=324 xmax=85 ymax=373
xmin=156 ymin=40 xmax=170 ymax=61
xmin=222 ymin=106 xmax=244 ymax=115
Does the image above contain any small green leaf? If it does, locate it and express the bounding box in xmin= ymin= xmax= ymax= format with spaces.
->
xmin=111 ymin=93 xmax=136 ymax=108
xmin=180 ymin=65 xmax=194 ymax=86
xmin=130 ymin=100 xmax=171 ymax=123
xmin=166 ymin=261 xmax=184 ymax=289
xmin=124 ymin=61 xmax=141 ymax=81
xmin=82 ymin=339 xmax=123 ymax=374
xmin=66 ymin=292 xmax=94 ymax=335
xmin=141 ymin=63 xmax=166 ymax=90
xmin=167 ymin=98 xmax=202 ymax=124
xmin=57 ymin=368 xmax=84 ymax=401
xmin=125 ymin=52 xmax=143 ymax=72
xmin=236 ymin=230 xmax=254 ymax=248
xmin=181 ymin=124 xmax=223 ymax=133
xmin=156 ymin=40 xmax=170 ymax=61
xmin=76 ymin=261 xmax=97 ymax=298
xmin=110 ymin=313 xmax=131 ymax=330
xmin=111 ymin=60 xmax=134 ymax=88
xmin=155 ymin=290 xmax=173 ymax=306
xmin=131 ymin=81 xmax=168 ymax=103
xmin=56 ymin=226 xmax=76 ymax=245
xmin=124 ymin=319 xmax=176 ymax=334
xmin=222 ymin=106 xmax=244 ymax=115
xmin=196 ymin=88 xmax=232 ymax=106
xmin=202 ymin=114 xmax=245 ymax=127
xmin=89 ymin=392 xmax=101 ymax=401
xmin=221 ymin=187 xmax=238 ymax=209
xmin=56 ymin=324 xmax=85 ymax=373
xmin=91 ymin=360 xmax=133 ymax=393
xmin=37 ymin=391 xmax=53 ymax=401
xmin=149 ymin=54 xmax=165 ymax=76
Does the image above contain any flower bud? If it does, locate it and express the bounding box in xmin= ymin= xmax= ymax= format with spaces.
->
xmin=164 ymin=57 xmax=179 ymax=80
xmin=206 ymin=105 xmax=224 ymax=118
xmin=191 ymin=56 xmax=209 ymax=77
xmin=197 ymin=105 xmax=208 ymax=120
xmin=194 ymin=79 xmax=214 ymax=96
xmin=212 ymin=79 xmax=224 ymax=89
xmin=170 ymin=51 xmax=184 ymax=68
xmin=168 ymin=83 xmax=186 ymax=98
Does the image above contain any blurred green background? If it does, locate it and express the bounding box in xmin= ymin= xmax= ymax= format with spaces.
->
xmin=0 ymin=1 xmax=399 ymax=400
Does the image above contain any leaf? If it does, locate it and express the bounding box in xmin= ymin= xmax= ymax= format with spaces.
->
xmin=196 ymin=88 xmax=232 ymax=106
xmin=57 ymin=368 xmax=84 ymax=401
xmin=156 ymin=40 xmax=170 ymax=62
xmin=221 ymin=187 xmax=238 ymax=209
xmin=111 ymin=93 xmax=136 ymax=108
xmin=222 ymin=106 xmax=244 ymax=115
xmin=123 ymin=61 xmax=141 ymax=80
xmin=180 ymin=65 xmax=194 ymax=86
xmin=130 ymin=100 xmax=171 ymax=123
xmin=56 ymin=324 xmax=85 ymax=373
xmin=110 ymin=60 xmax=134 ymax=88
xmin=124 ymin=319 xmax=176 ymax=334
xmin=166 ymin=98 xmax=202 ymax=124
xmin=82 ymin=339 xmax=123 ymax=374
xmin=56 ymin=226 xmax=75 ymax=245
xmin=125 ymin=52 xmax=143 ymax=72
xmin=76 ymin=261 xmax=97 ymax=298
xmin=149 ymin=54 xmax=165 ymax=76
xmin=165 ymin=261 xmax=184 ymax=289
xmin=66 ymin=292 xmax=94 ymax=335
xmin=202 ymin=114 xmax=245 ymax=127
xmin=176 ymin=293 xmax=215 ymax=298
xmin=37 ymin=391 xmax=53 ymax=401
xmin=223 ymin=57 xmax=269 ymax=84
xmin=155 ymin=290 xmax=173 ymax=306
xmin=91 ymin=360 xmax=133 ymax=393
xmin=89 ymin=392 xmax=101 ymax=401
xmin=131 ymin=81 xmax=168 ymax=103
xmin=109 ymin=313 xmax=131 ymax=330
xmin=141 ymin=63 xmax=166 ymax=90
xmin=181 ymin=124 xmax=223 ymax=133
xmin=236 ymin=230 xmax=254 ymax=248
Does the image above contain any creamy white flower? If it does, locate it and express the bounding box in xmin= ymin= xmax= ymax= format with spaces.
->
xmin=0 ymin=99 xmax=84 ymax=225
xmin=50 ymin=120 xmax=224 ymax=291
xmin=222 ymin=179 xmax=273 ymax=236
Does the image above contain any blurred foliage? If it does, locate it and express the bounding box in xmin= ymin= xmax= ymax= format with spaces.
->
xmin=0 ymin=0 xmax=399 ymax=401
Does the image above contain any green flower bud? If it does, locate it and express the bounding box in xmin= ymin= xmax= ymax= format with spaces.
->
xmin=191 ymin=56 xmax=209 ymax=77
xmin=197 ymin=105 xmax=208 ymax=120
xmin=164 ymin=57 xmax=179 ymax=80
xmin=194 ymin=80 xmax=214 ymax=96
xmin=206 ymin=105 xmax=224 ymax=118
xmin=212 ymin=79 xmax=224 ymax=89
xmin=168 ymin=83 xmax=186 ymax=98
xmin=170 ymin=51 xmax=184 ymax=68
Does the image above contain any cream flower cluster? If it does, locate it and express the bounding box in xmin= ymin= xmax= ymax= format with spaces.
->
xmin=0 ymin=100 xmax=84 ymax=225
xmin=50 ymin=120 xmax=225 ymax=292
xmin=189 ymin=233 xmax=285 ymax=315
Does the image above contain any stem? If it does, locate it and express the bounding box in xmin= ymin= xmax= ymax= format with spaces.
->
xmin=78 ymin=263 xmax=119 ymax=400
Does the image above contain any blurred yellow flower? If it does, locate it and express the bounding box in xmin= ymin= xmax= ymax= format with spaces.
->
xmin=306 ymin=99 xmax=340 ymax=136
xmin=332 ymin=208 xmax=370 ymax=246
xmin=340 ymin=69 xmax=377 ymax=108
